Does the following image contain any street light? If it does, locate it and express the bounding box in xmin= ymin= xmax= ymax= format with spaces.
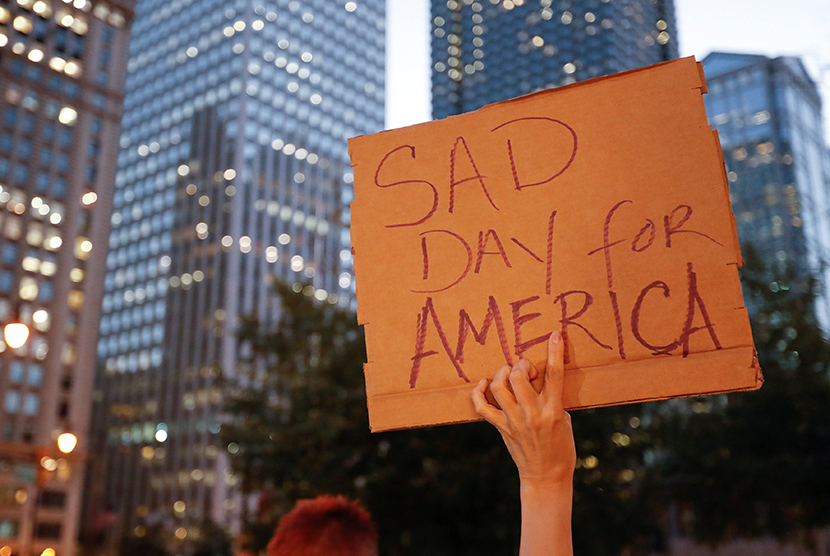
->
xmin=3 ymin=320 xmax=29 ymax=349
xmin=3 ymin=304 xmax=29 ymax=349
xmin=56 ymin=433 xmax=77 ymax=454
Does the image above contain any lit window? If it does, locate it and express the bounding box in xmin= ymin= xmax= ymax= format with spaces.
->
xmin=28 ymin=48 xmax=44 ymax=63
xmin=19 ymin=277 xmax=39 ymax=300
xmin=71 ymin=16 xmax=88 ymax=35
xmin=58 ymin=107 xmax=78 ymax=126
xmin=265 ymin=246 xmax=278 ymax=263
xmin=13 ymin=16 xmax=33 ymax=34
xmin=290 ymin=255 xmax=304 ymax=272
xmin=64 ymin=61 xmax=82 ymax=77
xmin=68 ymin=290 xmax=84 ymax=310
xmin=74 ymin=238 xmax=92 ymax=259
xmin=239 ymin=236 xmax=252 ymax=253
xmin=22 ymin=256 xmax=41 ymax=272
xmin=45 ymin=234 xmax=62 ymax=250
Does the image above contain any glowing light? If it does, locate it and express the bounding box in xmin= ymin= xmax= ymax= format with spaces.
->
xmin=64 ymin=60 xmax=81 ymax=77
xmin=82 ymin=191 xmax=98 ymax=205
xmin=58 ymin=106 xmax=78 ymax=125
xmin=28 ymin=48 xmax=44 ymax=62
xmin=290 ymin=255 xmax=304 ymax=272
xmin=155 ymin=429 xmax=168 ymax=442
xmin=345 ymin=2 xmax=357 ymax=12
xmin=57 ymin=432 xmax=78 ymax=453
xmin=13 ymin=16 xmax=33 ymax=33
xmin=4 ymin=322 xmax=29 ymax=349
xmin=265 ymin=246 xmax=278 ymax=263
xmin=40 ymin=457 xmax=58 ymax=471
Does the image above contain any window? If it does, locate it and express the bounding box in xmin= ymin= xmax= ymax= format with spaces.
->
xmin=0 ymin=272 xmax=12 ymax=292
xmin=27 ymin=365 xmax=43 ymax=386
xmin=0 ymin=519 xmax=20 ymax=538
xmin=1 ymin=245 xmax=16 ymax=265
xmin=23 ymin=394 xmax=39 ymax=415
xmin=35 ymin=522 xmax=61 ymax=539
xmin=9 ymin=362 xmax=24 ymax=383
xmin=39 ymin=490 xmax=67 ymax=508
xmin=4 ymin=392 xmax=20 ymax=413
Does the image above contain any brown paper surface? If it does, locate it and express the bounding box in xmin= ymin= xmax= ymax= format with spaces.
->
xmin=348 ymin=57 xmax=761 ymax=432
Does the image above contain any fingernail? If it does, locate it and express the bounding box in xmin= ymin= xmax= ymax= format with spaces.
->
xmin=478 ymin=378 xmax=487 ymax=386
xmin=551 ymin=331 xmax=561 ymax=344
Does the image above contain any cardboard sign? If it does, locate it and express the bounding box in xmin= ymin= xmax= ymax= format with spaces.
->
xmin=348 ymin=57 xmax=761 ymax=432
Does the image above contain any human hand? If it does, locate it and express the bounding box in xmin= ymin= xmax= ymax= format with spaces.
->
xmin=471 ymin=331 xmax=576 ymax=487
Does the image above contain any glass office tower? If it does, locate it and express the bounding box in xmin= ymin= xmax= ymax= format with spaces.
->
xmin=0 ymin=1 xmax=133 ymax=555
xmin=702 ymin=52 xmax=830 ymax=329
xmin=90 ymin=0 xmax=384 ymax=550
xmin=430 ymin=0 xmax=678 ymax=119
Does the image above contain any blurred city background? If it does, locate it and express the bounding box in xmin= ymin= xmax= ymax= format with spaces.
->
xmin=0 ymin=0 xmax=829 ymax=555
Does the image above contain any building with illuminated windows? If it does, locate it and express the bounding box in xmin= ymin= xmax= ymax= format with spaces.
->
xmin=0 ymin=1 xmax=133 ymax=555
xmin=701 ymin=52 xmax=830 ymax=328
xmin=430 ymin=0 xmax=679 ymax=119
xmin=89 ymin=0 xmax=384 ymax=550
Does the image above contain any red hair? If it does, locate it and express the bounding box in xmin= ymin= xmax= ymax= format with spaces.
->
xmin=267 ymin=495 xmax=378 ymax=556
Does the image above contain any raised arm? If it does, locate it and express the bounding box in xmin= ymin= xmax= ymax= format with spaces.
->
xmin=471 ymin=331 xmax=576 ymax=556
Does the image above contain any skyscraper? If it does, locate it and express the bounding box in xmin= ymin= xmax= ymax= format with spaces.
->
xmin=702 ymin=52 xmax=830 ymax=328
xmin=90 ymin=0 xmax=384 ymax=550
xmin=0 ymin=1 xmax=133 ymax=555
xmin=430 ymin=0 xmax=678 ymax=119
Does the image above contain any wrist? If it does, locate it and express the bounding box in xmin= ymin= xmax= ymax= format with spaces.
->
xmin=520 ymin=474 xmax=574 ymax=498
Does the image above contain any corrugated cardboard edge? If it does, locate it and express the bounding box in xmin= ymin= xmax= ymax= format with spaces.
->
xmin=367 ymin=345 xmax=762 ymax=432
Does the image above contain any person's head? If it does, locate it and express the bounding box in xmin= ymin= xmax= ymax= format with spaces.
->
xmin=266 ymin=495 xmax=378 ymax=556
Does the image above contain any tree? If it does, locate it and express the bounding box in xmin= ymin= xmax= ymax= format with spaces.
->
xmin=223 ymin=280 xmax=663 ymax=555
xmin=649 ymin=247 xmax=830 ymax=544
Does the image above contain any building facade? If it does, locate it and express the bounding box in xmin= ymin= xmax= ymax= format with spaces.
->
xmin=90 ymin=0 xmax=384 ymax=551
xmin=701 ymin=52 xmax=830 ymax=328
xmin=430 ymin=0 xmax=679 ymax=119
xmin=0 ymin=1 xmax=133 ymax=555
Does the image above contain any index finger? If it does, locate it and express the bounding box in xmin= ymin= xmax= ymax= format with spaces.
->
xmin=543 ymin=330 xmax=566 ymax=415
